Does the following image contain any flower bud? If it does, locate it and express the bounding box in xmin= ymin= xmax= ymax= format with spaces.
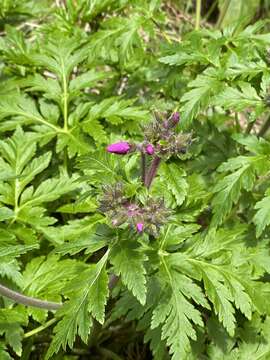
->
xmin=163 ymin=120 xmax=169 ymax=129
xmin=171 ymin=112 xmax=180 ymax=125
xmin=136 ymin=223 xmax=144 ymax=232
xmin=106 ymin=141 xmax=131 ymax=154
xmin=146 ymin=144 xmax=155 ymax=155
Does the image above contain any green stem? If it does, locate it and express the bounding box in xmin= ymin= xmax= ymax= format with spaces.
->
xmin=216 ymin=0 xmax=230 ymax=29
xmin=195 ymin=0 xmax=202 ymax=30
xmin=60 ymin=58 xmax=69 ymax=131
xmin=14 ymin=178 xmax=20 ymax=215
xmin=204 ymin=0 xmax=218 ymax=22
xmin=24 ymin=318 xmax=57 ymax=338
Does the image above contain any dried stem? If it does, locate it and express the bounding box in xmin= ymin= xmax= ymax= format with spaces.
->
xmin=258 ymin=116 xmax=270 ymax=137
xmin=245 ymin=121 xmax=255 ymax=134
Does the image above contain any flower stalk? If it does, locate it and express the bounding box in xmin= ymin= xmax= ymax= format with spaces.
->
xmin=145 ymin=156 xmax=161 ymax=189
xmin=141 ymin=151 xmax=146 ymax=185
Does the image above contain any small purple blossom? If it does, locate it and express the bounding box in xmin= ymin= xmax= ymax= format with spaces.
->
xmin=171 ymin=112 xmax=180 ymax=125
xmin=163 ymin=120 xmax=169 ymax=129
xmin=136 ymin=223 xmax=144 ymax=232
xmin=146 ymin=144 xmax=155 ymax=155
xmin=106 ymin=141 xmax=131 ymax=154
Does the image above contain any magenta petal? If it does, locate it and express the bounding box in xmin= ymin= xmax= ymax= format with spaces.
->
xmin=136 ymin=223 xmax=144 ymax=232
xmin=106 ymin=141 xmax=131 ymax=154
xmin=146 ymin=144 xmax=155 ymax=155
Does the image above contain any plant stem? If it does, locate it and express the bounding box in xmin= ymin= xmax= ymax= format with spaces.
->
xmin=245 ymin=121 xmax=255 ymax=134
xmin=0 ymin=284 xmax=62 ymax=310
xmin=216 ymin=0 xmax=230 ymax=29
xmin=145 ymin=156 xmax=161 ymax=189
xmin=24 ymin=318 xmax=57 ymax=338
xmin=141 ymin=151 xmax=146 ymax=185
xmin=234 ymin=113 xmax=241 ymax=132
xmin=195 ymin=0 xmax=202 ymax=30
xmin=258 ymin=116 xmax=270 ymax=137
xmin=0 ymin=274 xmax=118 ymax=311
xmin=108 ymin=274 xmax=119 ymax=290
xmin=99 ymin=347 xmax=123 ymax=360
xmin=60 ymin=57 xmax=69 ymax=131
xmin=204 ymin=0 xmax=218 ymax=22
xmin=150 ymin=17 xmax=172 ymax=44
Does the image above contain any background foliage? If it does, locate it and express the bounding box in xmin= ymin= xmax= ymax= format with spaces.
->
xmin=1 ymin=0 xmax=270 ymax=359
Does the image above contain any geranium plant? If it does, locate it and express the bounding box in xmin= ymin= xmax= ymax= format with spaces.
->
xmin=1 ymin=1 xmax=270 ymax=359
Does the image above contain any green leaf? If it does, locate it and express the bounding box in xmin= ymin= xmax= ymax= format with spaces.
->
xmin=215 ymin=82 xmax=263 ymax=112
xmin=0 ymin=308 xmax=28 ymax=356
xmin=152 ymin=259 xmax=205 ymax=360
xmin=159 ymin=163 xmax=188 ymax=207
xmin=218 ymin=0 xmax=260 ymax=29
xmin=82 ymin=118 xmax=108 ymax=144
xmin=0 ymin=260 xmax=23 ymax=287
xmin=22 ymin=255 xmax=86 ymax=301
xmin=0 ymin=95 xmax=60 ymax=132
xmin=0 ymin=244 xmax=38 ymax=260
xmin=19 ymin=176 xmax=77 ymax=207
xmin=45 ymin=251 xmax=109 ymax=359
xmin=180 ymin=67 xmax=223 ymax=127
xmin=211 ymin=155 xmax=269 ymax=227
xmin=69 ymin=69 xmax=109 ymax=93
xmin=84 ymin=97 xmax=150 ymax=125
xmin=21 ymin=74 xmax=62 ymax=104
xmin=253 ymin=189 xmax=270 ymax=237
xmin=78 ymin=151 xmax=120 ymax=184
xmin=0 ymin=342 xmax=12 ymax=360
xmin=42 ymin=214 xmax=104 ymax=245
xmin=110 ymin=241 xmax=147 ymax=305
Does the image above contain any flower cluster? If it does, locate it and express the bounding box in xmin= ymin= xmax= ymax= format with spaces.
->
xmin=99 ymin=183 xmax=171 ymax=236
xmin=143 ymin=112 xmax=192 ymax=159
xmin=106 ymin=112 xmax=192 ymax=159
xmin=102 ymin=111 xmax=189 ymax=235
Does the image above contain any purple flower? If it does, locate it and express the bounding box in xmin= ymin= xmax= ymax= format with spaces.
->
xmin=171 ymin=112 xmax=180 ymax=125
xmin=106 ymin=141 xmax=131 ymax=154
xmin=146 ymin=144 xmax=155 ymax=155
xmin=136 ymin=222 xmax=144 ymax=232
